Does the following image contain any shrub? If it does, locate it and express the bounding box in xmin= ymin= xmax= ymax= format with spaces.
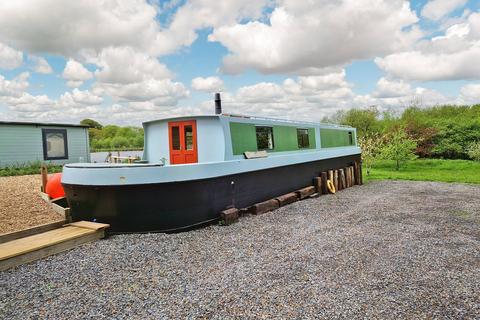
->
xmin=468 ymin=141 xmax=480 ymax=161
xmin=379 ymin=126 xmax=417 ymax=170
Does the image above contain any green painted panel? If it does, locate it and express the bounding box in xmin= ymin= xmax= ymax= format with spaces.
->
xmin=320 ymin=128 xmax=355 ymax=148
xmin=308 ymin=128 xmax=316 ymax=149
xmin=272 ymin=126 xmax=298 ymax=151
xmin=230 ymin=122 xmax=317 ymax=154
xmin=230 ymin=122 xmax=257 ymax=155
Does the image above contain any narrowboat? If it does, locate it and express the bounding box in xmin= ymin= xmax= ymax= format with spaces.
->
xmin=62 ymin=94 xmax=361 ymax=233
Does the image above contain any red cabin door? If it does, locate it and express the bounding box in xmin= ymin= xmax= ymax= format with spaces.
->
xmin=168 ymin=120 xmax=198 ymax=164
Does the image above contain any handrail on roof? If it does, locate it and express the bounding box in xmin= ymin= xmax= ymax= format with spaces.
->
xmin=221 ymin=113 xmax=353 ymax=129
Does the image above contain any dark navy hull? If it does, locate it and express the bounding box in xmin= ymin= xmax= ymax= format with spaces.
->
xmin=63 ymin=154 xmax=361 ymax=233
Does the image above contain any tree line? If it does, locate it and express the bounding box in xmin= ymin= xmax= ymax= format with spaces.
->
xmin=80 ymin=119 xmax=144 ymax=152
xmin=80 ymin=104 xmax=480 ymax=161
xmin=322 ymin=104 xmax=480 ymax=172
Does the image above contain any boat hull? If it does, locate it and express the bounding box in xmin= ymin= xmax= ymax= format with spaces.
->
xmin=63 ymin=154 xmax=361 ymax=233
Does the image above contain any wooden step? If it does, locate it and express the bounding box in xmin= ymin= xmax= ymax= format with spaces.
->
xmin=0 ymin=221 xmax=109 ymax=271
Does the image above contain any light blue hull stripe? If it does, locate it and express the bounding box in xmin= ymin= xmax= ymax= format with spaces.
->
xmin=63 ymin=147 xmax=361 ymax=186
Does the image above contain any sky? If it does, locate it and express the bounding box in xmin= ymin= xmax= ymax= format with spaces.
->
xmin=0 ymin=0 xmax=479 ymax=126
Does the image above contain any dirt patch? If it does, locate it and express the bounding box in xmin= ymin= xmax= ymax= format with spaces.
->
xmin=0 ymin=175 xmax=64 ymax=234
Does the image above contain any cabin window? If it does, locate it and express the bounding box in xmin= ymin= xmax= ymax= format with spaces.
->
xmin=171 ymin=126 xmax=181 ymax=150
xmin=256 ymin=126 xmax=274 ymax=150
xmin=42 ymin=129 xmax=68 ymax=160
xmin=297 ymin=128 xmax=310 ymax=148
xmin=348 ymin=131 xmax=353 ymax=145
xmin=184 ymin=125 xmax=193 ymax=150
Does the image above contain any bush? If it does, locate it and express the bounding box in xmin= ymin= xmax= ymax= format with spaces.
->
xmin=468 ymin=141 xmax=480 ymax=161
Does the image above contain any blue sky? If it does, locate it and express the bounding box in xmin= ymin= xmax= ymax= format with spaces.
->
xmin=0 ymin=0 xmax=479 ymax=125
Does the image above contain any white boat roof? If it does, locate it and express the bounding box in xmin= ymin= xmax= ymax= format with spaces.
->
xmin=143 ymin=114 xmax=353 ymax=129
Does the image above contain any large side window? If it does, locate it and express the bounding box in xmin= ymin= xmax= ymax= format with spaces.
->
xmin=256 ymin=126 xmax=274 ymax=150
xmin=42 ymin=129 xmax=68 ymax=160
xmin=297 ymin=128 xmax=310 ymax=148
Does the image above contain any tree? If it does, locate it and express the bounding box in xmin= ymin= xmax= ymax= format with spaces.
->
xmin=80 ymin=118 xmax=103 ymax=129
xmin=359 ymin=133 xmax=383 ymax=176
xmin=380 ymin=126 xmax=417 ymax=170
xmin=339 ymin=107 xmax=380 ymax=137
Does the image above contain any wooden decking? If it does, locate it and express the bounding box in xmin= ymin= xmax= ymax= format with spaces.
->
xmin=0 ymin=221 xmax=109 ymax=271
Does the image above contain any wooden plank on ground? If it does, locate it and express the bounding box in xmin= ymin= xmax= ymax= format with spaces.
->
xmin=0 ymin=220 xmax=66 ymax=244
xmin=0 ymin=229 xmax=105 ymax=271
xmin=0 ymin=226 xmax=95 ymax=261
xmin=68 ymin=221 xmax=110 ymax=230
xmin=39 ymin=191 xmax=50 ymax=202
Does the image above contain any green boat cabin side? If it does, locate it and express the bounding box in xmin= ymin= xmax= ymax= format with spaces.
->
xmin=229 ymin=121 xmax=355 ymax=156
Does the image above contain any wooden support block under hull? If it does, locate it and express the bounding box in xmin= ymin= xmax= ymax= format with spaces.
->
xmin=251 ymin=199 xmax=280 ymax=215
xmin=276 ymin=193 xmax=299 ymax=206
xmin=295 ymin=186 xmax=316 ymax=200
xmin=220 ymin=208 xmax=239 ymax=225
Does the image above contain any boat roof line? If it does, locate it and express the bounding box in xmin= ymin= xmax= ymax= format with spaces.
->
xmin=221 ymin=113 xmax=353 ymax=129
xmin=144 ymin=113 xmax=353 ymax=129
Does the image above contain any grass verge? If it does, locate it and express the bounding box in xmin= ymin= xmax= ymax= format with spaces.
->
xmin=364 ymin=159 xmax=480 ymax=184
xmin=0 ymin=162 xmax=63 ymax=177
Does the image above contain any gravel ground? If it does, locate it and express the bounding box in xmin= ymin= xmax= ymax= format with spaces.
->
xmin=0 ymin=175 xmax=64 ymax=234
xmin=1 ymin=180 xmax=479 ymax=319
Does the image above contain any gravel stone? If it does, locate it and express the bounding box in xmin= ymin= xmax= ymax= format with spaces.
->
xmin=1 ymin=180 xmax=479 ymax=319
xmin=0 ymin=175 xmax=64 ymax=234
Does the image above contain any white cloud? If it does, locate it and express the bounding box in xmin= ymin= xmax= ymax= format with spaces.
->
xmin=0 ymin=42 xmax=23 ymax=69
xmin=237 ymin=82 xmax=285 ymax=103
xmin=58 ymin=88 xmax=103 ymax=107
xmin=98 ymin=79 xmax=189 ymax=104
xmin=91 ymin=47 xmax=188 ymax=105
xmin=191 ymin=76 xmax=224 ymax=92
xmin=209 ymin=0 xmax=420 ymax=74
xmin=377 ymin=12 xmax=480 ymax=81
xmin=373 ymin=77 xmax=413 ymax=98
xmin=151 ymin=0 xmax=269 ymax=56
xmin=94 ymin=47 xmax=170 ymax=84
xmin=62 ymin=59 xmax=93 ymax=87
xmin=421 ymin=0 xmax=467 ymax=21
xmin=458 ymin=83 xmax=480 ymax=104
xmin=0 ymin=72 xmax=29 ymax=97
xmin=0 ymin=0 xmax=161 ymax=58
xmin=30 ymin=56 xmax=53 ymax=74
xmin=0 ymin=0 xmax=268 ymax=59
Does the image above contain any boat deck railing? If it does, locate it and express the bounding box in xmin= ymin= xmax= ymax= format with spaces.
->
xmin=222 ymin=113 xmax=353 ymax=129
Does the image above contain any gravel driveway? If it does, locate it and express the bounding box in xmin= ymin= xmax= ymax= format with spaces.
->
xmin=1 ymin=180 xmax=479 ymax=319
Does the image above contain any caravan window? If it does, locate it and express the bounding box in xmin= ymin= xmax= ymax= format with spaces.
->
xmin=256 ymin=126 xmax=274 ymax=150
xmin=42 ymin=129 xmax=68 ymax=160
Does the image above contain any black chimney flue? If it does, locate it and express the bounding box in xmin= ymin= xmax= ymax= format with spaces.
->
xmin=215 ymin=92 xmax=222 ymax=115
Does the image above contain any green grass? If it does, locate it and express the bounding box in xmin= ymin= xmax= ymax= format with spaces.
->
xmin=364 ymin=159 xmax=480 ymax=184
xmin=0 ymin=162 xmax=63 ymax=177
